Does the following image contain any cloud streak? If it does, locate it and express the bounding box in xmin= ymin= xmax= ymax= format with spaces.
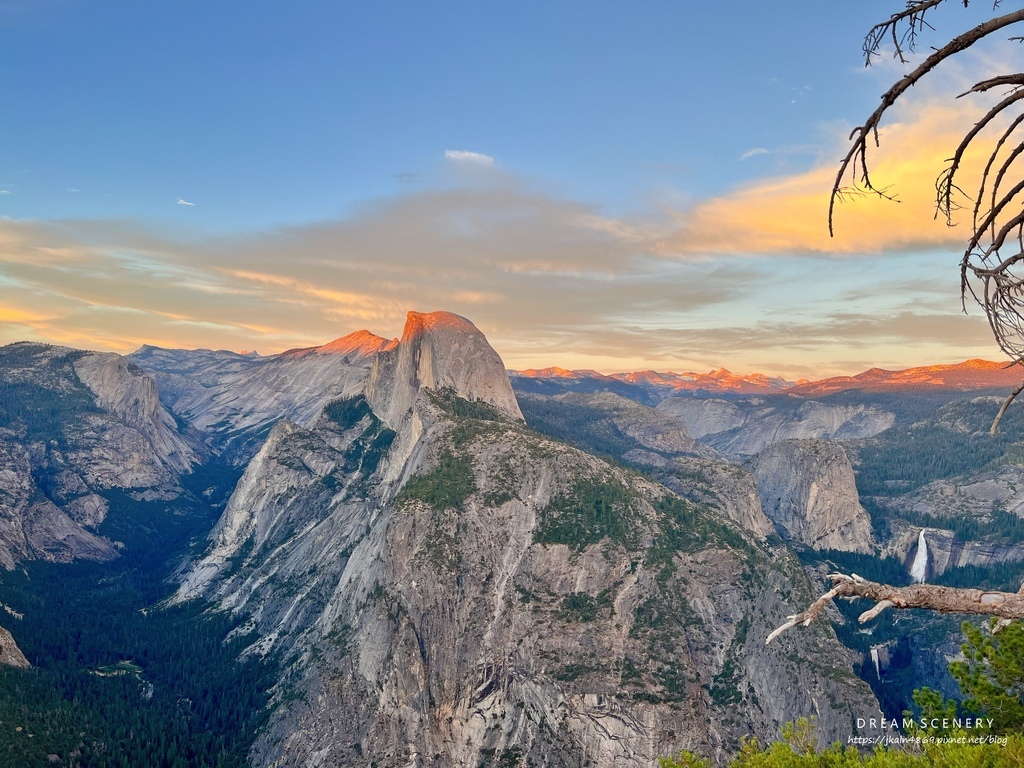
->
xmin=444 ymin=149 xmax=495 ymax=166
xmin=739 ymin=148 xmax=769 ymax=161
xmin=176 ymin=197 xmax=196 ymax=206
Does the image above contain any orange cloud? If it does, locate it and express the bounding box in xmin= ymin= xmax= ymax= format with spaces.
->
xmin=664 ymin=100 xmax=993 ymax=256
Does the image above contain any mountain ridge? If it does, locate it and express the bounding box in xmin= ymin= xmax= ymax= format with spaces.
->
xmin=512 ymin=358 xmax=1023 ymax=401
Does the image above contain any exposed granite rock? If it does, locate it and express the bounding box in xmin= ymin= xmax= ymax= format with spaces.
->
xmin=883 ymin=525 xmax=1024 ymax=581
xmin=747 ymin=440 xmax=874 ymax=553
xmin=657 ymin=398 xmax=746 ymax=440
xmin=546 ymin=391 xmax=708 ymax=456
xmin=62 ymin=493 xmax=109 ymax=527
xmin=0 ymin=626 xmax=29 ymax=669
xmin=367 ymin=311 xmax=524 ymax=429
xmin=515 ymin=392 xmax=773 ymax=538
xmin=657 ymin=456 xmax=776 ymax=539
xmin=184 ymin=407 xmax=876 ymax=767
xmin=883 ymin=465 xmax=1024 ymax=519
xmin=0 ymin=440 xmax=116 ymax=569
xmin=73 ymin=353 xmax=197 ymax=476
xmin=866 ymin=464 xmax=1024 ymax=579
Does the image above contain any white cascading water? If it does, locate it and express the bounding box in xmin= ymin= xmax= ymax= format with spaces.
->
xmin=909 ymin=529 xmax=929 ymax=583
xmin=871 ymin=647 xmax=881 ymax=679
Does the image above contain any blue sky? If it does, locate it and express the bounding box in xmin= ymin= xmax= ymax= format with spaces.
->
xmin=0 ymin=0 xmax=1017 ymax=375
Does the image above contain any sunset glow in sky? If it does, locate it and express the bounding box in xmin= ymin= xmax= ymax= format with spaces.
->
xmin=1 ymin=0 xmax=1020 ymax=377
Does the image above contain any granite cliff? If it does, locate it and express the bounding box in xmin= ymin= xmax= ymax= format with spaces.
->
xmin=177 ymin=312 xmax=878 ymax=767
xmin=0 ymin=343 xmax=201 ymax=568
xmin=747 ymin=440 xmax=874 ymax=554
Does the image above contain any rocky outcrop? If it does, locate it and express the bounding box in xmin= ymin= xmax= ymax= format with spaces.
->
xmin=658 ymin=397 xmax=895 ymax=457
xmin=657 ymin=456 xmax=776 ymax=539
xmin=184 ymin=408 xmax=876 ymax=767
xmin=748 ymin=440 xmax=874 ymax=553
xmin=657 ymin=398 xmax=746 ymax=440
xmin=868 ymin=464 xmax=1024 ymax=579
xmin=553 ymin=391 xmax=705 ymax=456
xmin=0 ymin=626 xmax=28 ymax=668
xmin=883 ymin=465 xmax=1024 ymax=519
xmin=367 ymin=311 xmax=523 ymax=429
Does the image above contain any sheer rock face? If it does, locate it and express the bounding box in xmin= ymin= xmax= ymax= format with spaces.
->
xmin=0 ymin=441 xmax=117 ymax=569
xmin=748 ymin=440 xmax=874 ymax=553
xmin=72 ymin=352 xmax=199 ymax=479
xmin=367 ymin=311 xmax=524 ymax=429
xmin=0 ymin=626 xmax=29 ymax=669
xmin=0 ymin=343 xmax=195 ymax=568
xmin=658 ymin=397 xmax=894 ymax=457
xmin=131 ymin=331 xmax=395 ymax=463
xmin=179 ymin=319 xmax=878 ymax=768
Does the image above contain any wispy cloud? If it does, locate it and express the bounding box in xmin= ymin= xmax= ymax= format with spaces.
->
xmin=739 ymin=148 xmax=769 ymax=161
xmin=0 ymin=190 xmax=10 ymax=196
xmin=176 ymin=197 xmax=196 ymax=207
xmin=66 ymin=187 xmax=80 ymax=193
xmin=444 ymin=149 xmax=495 ymax=166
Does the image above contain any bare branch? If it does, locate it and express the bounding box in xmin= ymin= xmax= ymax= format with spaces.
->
xmin=767 ymin=573 xmax=1024 ymax=644
xmin=830 ymin=8 xmax=1024 ymax=236
xmin=938 ymin=89 xmax=1024 ymax=223
xmin=960 ymin=73 xmax=1024 ymax=95
xmin=863 ymin=1 xmax=947 ymax=66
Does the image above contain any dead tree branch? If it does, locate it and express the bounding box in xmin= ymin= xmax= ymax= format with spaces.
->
xmin=767 ymin=573 xmax=1024 ymax=645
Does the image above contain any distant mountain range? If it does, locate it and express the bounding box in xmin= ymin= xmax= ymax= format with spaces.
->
xmin=510 ymin=359 xmax=1023 ymax=402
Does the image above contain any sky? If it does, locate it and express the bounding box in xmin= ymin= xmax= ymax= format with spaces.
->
xmin=1 ymin=0 xmax=1021 ymax=377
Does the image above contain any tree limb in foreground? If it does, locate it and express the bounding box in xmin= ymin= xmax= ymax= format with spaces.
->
xmin=766 ymin=572 xmax=1024 ymax=644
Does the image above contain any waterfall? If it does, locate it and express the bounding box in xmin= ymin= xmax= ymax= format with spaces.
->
xmin=871 ymin=647 xmax=881 ymax=679
xmin=909 ymin=529 xmax=929 ymax=583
